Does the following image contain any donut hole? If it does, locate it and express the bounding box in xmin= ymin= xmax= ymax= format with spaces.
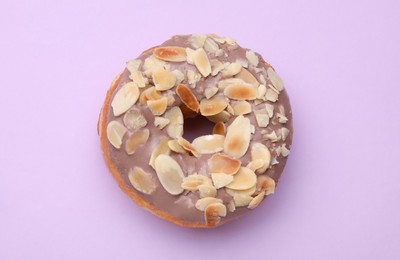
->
xmin=183 ymin=115 xmax=215 ymax=142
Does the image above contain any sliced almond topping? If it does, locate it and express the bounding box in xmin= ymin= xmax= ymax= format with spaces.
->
xmin=224 ymin=115 xmax=251 ymax=159
xmin=106 ymin=121 xmax=127 ymax=149
xmin=256 ymin=175 xmax=276 ymax=196
xmin=227 ymin=200 xmax=236 ymax=212
xmin=168 ymin=139 xmax=186 ymax=154
xmin=164 ymin=107 xmax=184 ymax=139
xmin=259 ymin=74 xmax=267 ymax=85
xmin=211 ymin=173 xmax=234 ymax=189
xmin=154 ymin=46 xmax=187 ymax=62
xmin=172 ymin=70 xmax=184 ymax=85
xmin=125 ymin=129 xmax=150 ymax=155
xmin=177 ymin=136 xmax=201 ymax=157
xmin=246 ymin=159 xmax=265 ymax=172
xmin=206 ymin=111 xmax=231 ymax=123
xmin=123 ymin=109 xmax=147 ymax=131
xmin=203 ymin=37 xmax=220 ymax=54
xmin=223 ymin=81 xmax=258 ymax=100
xmin=210 ymin=60 xmax=224 ymax=76
xmin=251 ymin=143 xmax=271 ymax=174
xmin=265 ymin=87 xmax=279 ymax=102
xmin=281 ymin=127 xmax=290 ymax=141
xmin=208 ymin=34 xmax=236 ymax=45
xmin=193 ymin=48 xmax=211 ymax=77
xmin=226 ymin=104 xmax=234 ymax=115
xmin=248 ymin=192 xmax=265 ymax=209
xmin=234 ymin=68 xmax=259 ymax=87
xmin=187 ymin=70 xmax=201 ymax=85
xmin=198 ymin=184 xmax=217 ymax=198
xmin=180 ymin=104 xmax=198 ymax=119
xmin=147 ymin=97 xmax=168 ymax=116
xmin=192 ymin=134 xmax=225 ymax=154
xmin=153 ymin=68 xmax=176 ymax=91
xmin=185 ymin=48 xmax=195 ymax=64
xmin=265 ymin=103 xmax=274 ymax=117
xmin=236 ymin=59 xmax=249 ymax=68
xmin=166 ymin=94 xmax=176 ymax=106
xmin=246 ymin=50 xmax=259 ymax=67
xmin=195 ymin=197 xmax=223 ymax=211
xmin=207 ymin=153 xmax=241 ymax=175
xmin=233 ymin=194 xmax=253 ymax=207
xmin=189 ymin=34 xmax=207 ymax=48
xmin=205 ymin=202 xmax=227 ymax=226
xmin=222 ymin=63 xmax=242 ymax=78
xmin=149 ymin=137 xmax=170 ymax=169
xmin=281 ymin=144 xmax=290 ymax=157
xmin=154 ymin=116 xmax=170 ymax=129
xmin=267 ymin=67 xmax=284 ymax=91
xmin=212 ymin=122 xmax=226 ymax=135
xmin=225 ymin=167 xmax=257 ymax=190
xmin=218 ymin=78 xmax=247 ymax=90
xmin=111 ymin=82 xmax=140 ymax=116
xmin=176 ymin=84 xmax=199 ymax=112
xmin=128 ymin=167 xmax=156 ymax=195
xmin=139 ymin=86 xmax=162 ymax=104
xmin=264 ymin=130 xmax=280 ymax=142
xmin=257 ymin=84 xmax=267 ymax=99
xmin=126 ymin=59 xmax=141 ymax=73
xmin=204 ymin=86 xmax=219 ymax=99
xmin=182 ymin=174 xmax=213 ymax=192
xmin=232 ymin=100 xmax=252 ymax=115
xmin=129 ymin=70 xmax=148 ymax=88
xmin=199 ymin=95 xmax=229 ymax=116
xmin=154 ymin=154 xmax=184 ymax=195
xmin=143 ymin=56 xmax=168 ymax=78
xmin=225 ymin=185 xmax=256 ymax=197
xmin=254 ymin=108 xmax=269 ymax=127
xmin=277 ymin=113 xmax=289 ymax=124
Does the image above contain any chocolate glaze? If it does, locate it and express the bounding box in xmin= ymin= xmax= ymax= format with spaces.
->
xmin=105 ymin=35 xmax=293 ymax=224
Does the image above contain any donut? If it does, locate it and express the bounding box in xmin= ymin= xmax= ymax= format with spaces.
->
xmin=98 ymin=34 xmax=293 ymax=228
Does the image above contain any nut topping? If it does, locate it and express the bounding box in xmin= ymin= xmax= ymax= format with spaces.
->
xmin=195 ymin=197 xmax=223 ymax=211
xmin=125 ymin=129 xmax=150 ymax=155
xmin=106 ymin=121 xmax=127 ymax=149
xmin=251 ymin=143 xmax=271 ymax=173
xmin=246 ymin=50 xmax=259 ymax=67
xmin=267 ymin=67 xmax=284 ymax=91
xmin=177 ymin=136 xmax=201 ymax=158
xmin=198 ymin=184 xmax=217 ymax=198
xmin=256 ymin=175 xmax=276 ymax=196
xmin=181 ymin=174 xmax=213 ymax=191
xmin=199 ymin=95 xmax=229 ymax=116
xmin=232 ymin=100 xmax=252 ymax=115
xmin=224 ymin=115 xmax=251 ymax=159
xmin=192 ymin=134 xmax=225 ymax=154
xmin=164 ymin=107 xmax=184 ymax=139
xmin=225 ymin=167 xmax=257 ymax=191
xmin=123 ymin=109 xmax=147 ymax=131
xmin=154 ymin=116 xmax=170 ymax=129
xmin=207 ymin=153 xmax=241 ymax=175
xmin=154 ymin=154 xmax=185 ymax=195
xmin=212 ymin=122 xmax=226 ymax=135
xmin=154 ymin=46 xmax=187 ymax=62
xmin=193 ymin=48 xmax=211 ymax=77
xmin=147 ymin=97 xmax=168 ymax=116
xmin=153 ymin=68 xmax=177 ymax=91
xmin=111 ymin=82 xmax=139 ymax=116
xmin=149 ymin=137 xmax=170 ymax=169
xmin=176 ymin=84 xmax=200 ymax=112
xmin=247 ymin=192 xmax=265 ymax=209
xmin=204 ymin=202 xmax=227 ymax=226
xmin=211 ymin=173 xmax=234 ymax=189
xmin=128 ymin=167 xmax=156 ymax=195
xmin=168 ymin=139 xmax=186 ymax=154
xmin=223 ymin=80 xmax=258 ymax=100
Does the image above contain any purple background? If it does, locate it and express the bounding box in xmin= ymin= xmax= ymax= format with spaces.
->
xmin=1 ymin=0 xmax=399 ymax=259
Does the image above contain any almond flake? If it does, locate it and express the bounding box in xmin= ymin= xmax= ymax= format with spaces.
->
xmin=210 ymin=60 xmax=224 ymax=76
xmin=265 ymin=88 xmax=279 ymax=102
xmin=143 ymin=56 xmax=169 ymax=78
xmin=205 ymin=202 xmax=227 ymax=226
xmin=128 ymin=167 xmax=156 ymax=195
xmin=204 ymin=86 xmax=219 ymax=99
xmin=226 ymin=104 xmax=234 ymax=115
xmin=234 ymin=68 xmax=259 ymax=87
xmin=203 ymin=37 xmax=220 ymax=54
xmin=199 ymin=95 xmax=229 ymax=116
xmin=139 ymin=86 xmax=162 ymax=104
xmin=171 ymin=70 xmax=184 ymax=85
xmin=267 ymin=67 xmax=284 ymax=91
xmin=254 ymin=108 xmax=269 ymax=127
xmin=198 ymin=184 xmax=217 ymax=198
xmin=195 ymin=197 xmax=223 ymax=211
xmin=208 ymin=34 xmax=236 ymax=45
xmin=223 ymin=81 xmax=258 ymax=100
xmin=212 ymin=122 xmax=225 ymax=135
xmin=176 ymin=84 xmax=199 ymax=112
xmin=277 ymin=113 xmax=289 ymax=124
xmin=153 ymin=68 xmax=176 ymax=91
xmin=111 ymin=82 xmax=140 ymax=116
xmin=164 ymin=107 xmax=184 ymax=139
xmin=265 ymin=103 xmax=274 ymax=117
xmin=207 ymin=153 xmax=241 ymax=175
xmin=154 ymin=116 xmax=170 ymax=129
xmin=149 ymin=137 xmax=170 ymax=169
xmin=187 ymin=70 xmax=201 ymax=85
xmin=167 ymin=139 xmax=186 ymax=154
xmin=147 ymin=97 xmax=168 ymax=116
xmin=193 ymin=48 xmax=211 ymax=77
xmin=218 ymin=78 xmax=247 ymax=90
xmin=182 ymin=174 xmax=213 ymax=192
xmin=206 ymin=111 xmax=231 ymax=123
xmin=154 ymin=46 xmax=187 ymax=62
xmin=233 ymin=100 xmax=252 ymax=115
xmin=224 ymin=115 xmax=251 ymax=158
xmin=233 ymin=194 xmax=253 ymax=207
xmin=177 ymin=136 xmax=201 ymax=157
xmin=180 ymin=104 xmax=198 ymax=119
xmin=251 ymin=143 xmax=271 ymax=174
xmin=154 ymin=154 xmax=185 ymax=195
xmin=281 ymin=144 xmax=290 ymax=157
xmin=248 ymin=192 xmax=265 ymax=209
xmin=281 ymin=127 xmax=290 ymax=141
xmin=259 ymin=74 xmax=267 ymax=86
xmin=211 ymin=173 xmax=234 ymax=189
xmin=246 ymin=159 xmax=265 ymax=172
xmin=227 ymin=200 xmax=236 ymax=212
xmin=125 ymin=129 xmax=150 ymax=155
xmin=225 ymin=185 xmax=256 ymax=197
xmin=106 ymin=121 xmax=127 ymax=149
xmin=246 ymin=50 xmax=259 ymax=67
xmin=257 ymin=84 xmax=267 ymax=99
xmin=236 ymin=59 xmax=249 ymax=68
xmin=256 ymin=175 xmax=276 ymax=196
xmin=225 ymin=167 xmax=257 ymax=190
xmin=123 ymin=109 xmax=147 ymax=131
xmin=222 ymin=63 xmax=242 ymax=78
xmin=189 ymin=34 xmax=207 ymax=48
xmin=192 ymin=134 xmax=225 ymax=154
xmin=264 ymin=130 xmax=280 ymax=142
xmin=129 ymin=70 xmax=148 ymax=88
xmin=126 ymin=59 xmax=141 ymax=73
xmin=166 ymin=94 xmax=176 ymax=106
xmin=185 ymin=48 xmax=195 ymax=64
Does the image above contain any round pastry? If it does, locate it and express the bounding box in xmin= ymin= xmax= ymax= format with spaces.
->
xmin=98 ymin=34 xmax=293 ymax=228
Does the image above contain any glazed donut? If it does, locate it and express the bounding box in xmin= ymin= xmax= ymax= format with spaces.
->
xmin=98 ymin=34 xmax=293 ymax=228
